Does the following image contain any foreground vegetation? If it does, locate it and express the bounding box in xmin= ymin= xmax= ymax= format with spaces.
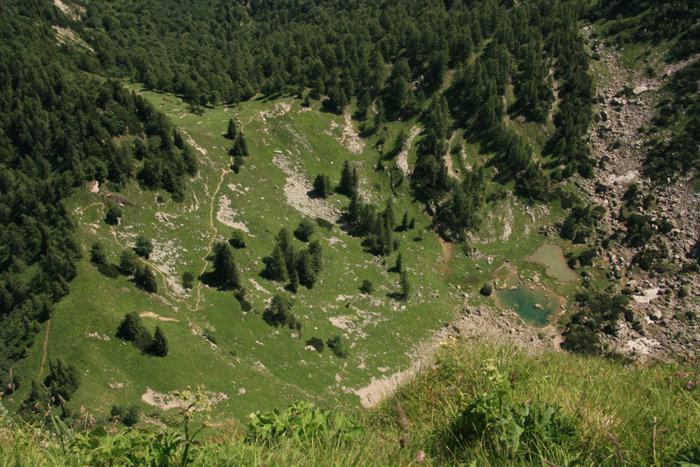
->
xmin=1 ymin=340 xmax=698 ymax=465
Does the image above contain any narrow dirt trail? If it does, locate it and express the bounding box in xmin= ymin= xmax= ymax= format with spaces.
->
xmin=190 ymin=110 xmax=258 ymax=310
xmin=194 ymin=161 xmax=230 ymax=311
xmin=37 ymin=317 xmax=51 ymax=379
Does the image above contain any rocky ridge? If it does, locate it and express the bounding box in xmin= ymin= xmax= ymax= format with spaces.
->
xmin=578 ymin=33 xmax=699 ymax=360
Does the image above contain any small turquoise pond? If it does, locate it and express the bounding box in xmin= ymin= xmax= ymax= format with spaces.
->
xmin=496 ymin=284 xmax=560 ymax=327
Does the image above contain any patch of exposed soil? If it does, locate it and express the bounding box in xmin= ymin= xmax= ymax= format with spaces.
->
xmin=182 ymin=130 xmax=207 ymax=155
xmin=141 ymin=388 xmax=229 ymax=411
xmin=324 ymin=113 xmax=365 ymax=155
xmin=272 ymin=152 xmax=341 ymax=222
xmin=149 ymin=238 xmax=188 ymax=297
xmin=396 ymin=126 xmax=421 ymax=175
xmin=53 ymin=0 xmax=84 ymax=20
xmin=216 ymin=195 xmax=250 ymax=232
xmin=139 ymin=312 xmax=179 ymax=322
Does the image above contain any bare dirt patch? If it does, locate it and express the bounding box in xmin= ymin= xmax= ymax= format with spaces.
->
xmin=182 ymin=130 xmax=207 ymax=155
xmin=141 ymin=388 xmax=229 ymax=411
xmin=328 ymin=305 xmax=386 ymax=339
xmin=53 ymin=0 xmax=84 ymax=20
xmin=324 ymin=113 xmax=365 ymax=155
xmin=272 ymin=152 xmax=341 ymax=222
xmin=149 ymin=239 xmax=188 ymax=297
xmin=139 ymin=311 xmax=179 ymax=322
xmin=216 ymin=195 xmax=250 ymax=232
xmin=396 ymin=126 xmax=421 ymax=175
xmin=155 ymin=212 xmax=178 ymax=229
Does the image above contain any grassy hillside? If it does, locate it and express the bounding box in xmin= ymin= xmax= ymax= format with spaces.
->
xmin=2 ymin=340 xmax=698 ymax=465
xmin=5 ymin=88 xmax=578 ymax=422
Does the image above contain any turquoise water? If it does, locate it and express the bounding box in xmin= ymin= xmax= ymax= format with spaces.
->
xmin=496 ymin=284 xmax=560 ymax=327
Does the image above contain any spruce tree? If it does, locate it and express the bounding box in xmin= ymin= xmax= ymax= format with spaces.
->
xmin=294 ymin=219 xmax=315 ymax=242
xmin=383 ymin=199 xmax=395 ymax=231
xmin=119 ymin=249 xmax=139 ymax=276
xmin=213 ymin=242 xmax=240 ymax=289
xmin=276 ymin=228 xmax=292 ymax=254
xmin=225 ymin=118 xmax=238 ymax=139
xmin=288 ymin=268 xmax=299 ymax=293
xmin=348 ymin=191 xmax=361 ymax=224
xmin=262 ymin=244 xmax=288 ymax=282
xmin=339 ymin=160 xmax=354 ymax=196
xmin=117 ymin=312 xmax=143 ymax=341
xmin=356 ymin=91 xmax=371 ymax=120
xmin=400 ymin=270 xmax=410 ymax=300
xmin=90 ymin=242 xmax=106 ymax=264
xmin=135 ymin=265 xmax=158 ymax=293
xmin=45 ymin=358 xmax=81 ymax=403
xmin=313 ymin=174 xmax=331 ymax=198
xmin=308 ymin=240 xmax=323 ymax=274
xmin=134 ymin=235 xmax=153 ymax=259
xmin=394 ymin=252 xmax=403 ymax=273
xmin=151 ymin=326 xmax=168 ymax=356
xmin=296 ymin=250 xmax=316 ymax=288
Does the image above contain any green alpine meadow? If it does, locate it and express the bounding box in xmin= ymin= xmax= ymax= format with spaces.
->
xmin=0 ymin=0 xmax=697 ymax=464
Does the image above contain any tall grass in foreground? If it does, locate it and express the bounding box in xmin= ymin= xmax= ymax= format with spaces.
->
xmin=1 ymin=340 xmax=698 ymax=465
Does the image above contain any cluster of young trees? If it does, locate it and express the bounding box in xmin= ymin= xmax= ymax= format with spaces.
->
xmin=644 ymin=61 xmax=700 ymax=183
xmin=262 ymin=293 xmax=300 ymax=334
xmin=116 ymin=312 xmax=168 ymax=357
xmin=21 ymin=358 xmax=81 ymax=418
xmin=262 ymin=228 xmax=323 ymax=293
xmin=226 ymin=119 xmax=250 ymax=172
xmin=562 ymin=291 xmax=631 ymax=355
xmin=337 ymin=160 xmax=401 ymax=256
xmin=559 ymin=198 xmax=606 ymax=244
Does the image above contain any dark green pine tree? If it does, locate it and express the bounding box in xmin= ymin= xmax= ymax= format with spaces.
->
xmin=339 ymin=160 xmax=354 ymax=196
xmin=296 ymin=250 xmax=316 ymax=289
xmin=134 ymin=235 xmax=153 ymax=259
xmin=90 ymin=242 xmax=106 ymax=264
xmin=151 ymin=326 xmax=168 ymax=356
xmin=263 ymin=244 xmax=288 ymax=282
xmin=287 ymin=268 xmax=299 ymax=293
xmin=400 ymin=270 xmax=410 ymax=300
xmin=213 ymin=242 xmax=241 ymax=290
xmin=225 ymin=118 xmax=238 ymax=139
xmin=119 ymin=249 xmax=139 ymax=276
xmin=136 ymin=265 xmax=158 ymax=293
xmin=348 ymin=191 xmax=361 ymax=224
xmin=313 ymin=174 xmax=331 ymax=198
xmin=394 ymin=252 xmax=403 ymax=273
xmin=383 ymin=199 xmax=395 ymax=231
xmin=45 ymin=358 xmax=81 ymax=403
xmin=235 ymin=133 xmax=249 ymax=156
xmin=276 ymin=228 xmax=292 ymax=254
xmin=308 ymin=240 xmax=323 ymax=275
xmin=400 ymin=212 xmax=409 ymax=232
xmin=356 ymin=91 xmax=372 ymax=121
xmin=117 ymin=312 xmax=143 ymax=341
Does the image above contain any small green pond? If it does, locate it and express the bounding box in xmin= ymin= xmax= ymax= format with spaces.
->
xmin=523 ymin=244 xmax=578 ymax=282
xmin=496 ymin=284 xmax=560 ymax=327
